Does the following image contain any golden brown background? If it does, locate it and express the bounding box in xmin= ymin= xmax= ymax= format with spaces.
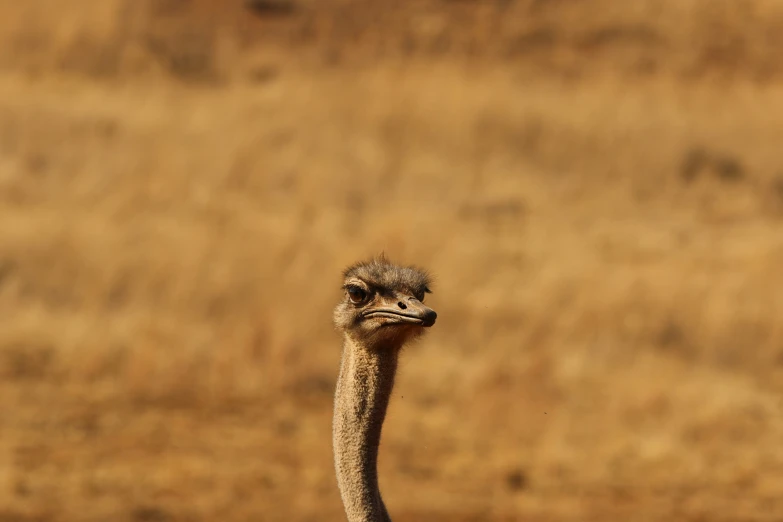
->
xmin=1 ymin=1 xmax=783 ymax=520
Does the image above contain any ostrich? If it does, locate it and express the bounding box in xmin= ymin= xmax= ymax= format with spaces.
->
xmin=332 ymin=256 xmax=437 ymax=522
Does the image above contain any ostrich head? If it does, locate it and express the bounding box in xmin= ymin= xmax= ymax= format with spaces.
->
xmin=333 ymin=255 xmax=437 ymax=348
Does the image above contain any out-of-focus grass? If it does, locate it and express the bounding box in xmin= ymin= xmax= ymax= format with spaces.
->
xmin=1 ymin=1 xmax=783 ymax=521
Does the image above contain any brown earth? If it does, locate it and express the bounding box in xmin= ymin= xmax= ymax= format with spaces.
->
xmin=1 ymin=1 xmax=783 ymax=521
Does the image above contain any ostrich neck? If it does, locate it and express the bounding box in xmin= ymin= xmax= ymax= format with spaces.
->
xmin=333 ymin=335 xmax=399 ymax=522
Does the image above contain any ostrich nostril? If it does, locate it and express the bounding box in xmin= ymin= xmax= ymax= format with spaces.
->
xmin=397 ymin=302 xmax=407 ymax=310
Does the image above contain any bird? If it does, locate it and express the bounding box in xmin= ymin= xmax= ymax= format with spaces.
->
xmin=332 ymin=255 xmax=437 ymax=522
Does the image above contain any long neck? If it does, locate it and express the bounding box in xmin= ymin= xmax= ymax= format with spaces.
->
xmin=333 ymin=335 xmax=399 ymax=522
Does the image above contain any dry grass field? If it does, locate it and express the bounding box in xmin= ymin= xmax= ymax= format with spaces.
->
xmin=1 ymin=1 xmax=783 ymax=520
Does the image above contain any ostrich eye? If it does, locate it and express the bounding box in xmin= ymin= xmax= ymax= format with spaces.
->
xmin=347 ymin=286 xmax=367 ymax=304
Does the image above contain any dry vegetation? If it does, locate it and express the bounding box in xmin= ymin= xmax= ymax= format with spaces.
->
xmin=1 ymin=1 xmax=783 ymax=520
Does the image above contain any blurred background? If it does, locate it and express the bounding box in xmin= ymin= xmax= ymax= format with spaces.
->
xmin=1 ymin=1 xmax=783 ymax=520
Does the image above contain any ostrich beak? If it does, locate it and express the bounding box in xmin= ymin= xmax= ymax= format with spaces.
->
xmin=362 ymin=301 xmax=438 ymax=327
